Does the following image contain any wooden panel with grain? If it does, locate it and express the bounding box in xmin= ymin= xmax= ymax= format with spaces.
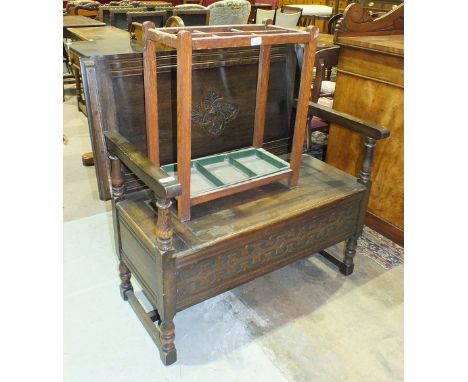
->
xmin=326 ymin=39 xmax=404 ymax=244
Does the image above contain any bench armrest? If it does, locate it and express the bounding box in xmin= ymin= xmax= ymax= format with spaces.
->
xmin=294 ymin=100 xmax=391 ymax=140
xmin=105 ymin=130 xmax=181 ymax=200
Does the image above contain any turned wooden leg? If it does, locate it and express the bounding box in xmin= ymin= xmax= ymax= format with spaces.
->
xmin=159 ymin=319 xmax=176 ymax=365
xmin=119 ymin=261 xmax=133 ymax=301
xmin=340 ymin=236 xmax=357 ymax=276
xmin=154 ymin=197 xmax=177 ymax=365
xmin=81 ymin=152 xmax=94 ymax=166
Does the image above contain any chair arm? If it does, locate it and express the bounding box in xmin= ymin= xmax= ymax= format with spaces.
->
xmin=295 ymin=100 xmax=390 ymax=140
xmin=104 ymin=130 xmax=182 ymax=200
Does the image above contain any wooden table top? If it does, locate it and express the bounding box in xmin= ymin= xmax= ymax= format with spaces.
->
xmin=63 ymin=15 xmax=106 ymax=29
xmin=70 ymin=39 xmax=143 ymax=58
xmin=289 ymin=30 xmax=335 ymax=49
xmin=66 ymin=26 xmax=130 ymax=42
xmin=336 ymin=34 xmax=404 ymax=56
xmin=317 ymin=33 xmax=334 ymax=48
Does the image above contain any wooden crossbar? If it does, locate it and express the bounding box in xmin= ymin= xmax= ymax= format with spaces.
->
xmin=191 ymin=33 xmax=311 ymax=50
xmin=148 ymin=30 xmax=311 ymax=50
xmin=154 ymin=24 xmax=301 ymax=33
xmin=181 ymin=29 xmax=301 ymax=38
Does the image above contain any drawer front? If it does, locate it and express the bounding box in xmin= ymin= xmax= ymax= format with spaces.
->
xmin=176 ymin=194 xmax=361 ymax=311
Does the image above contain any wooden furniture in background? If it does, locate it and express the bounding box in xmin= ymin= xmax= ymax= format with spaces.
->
xmin=66 ymin=26 xmax=131 ymax=114
xmin=354 ymin=0 xmax=402 ymax=13
xmin=132 ymin=14 xmax=186 ymax=36
xmin=172 ymin=8 xmax=210 ymax=25
xmin=276 ymin=6 xmax=302 ymax=26
xmin=109 ymin=7 xmax=148 ymax=29
xmin=250 ymin=3 xmax=274 ymax=24
xmin=280 ymin=0 xmax=349 ymax=14
xmin=63 ymin=15 xmax=106 ymax=38
xmin=99 ymin=5 xmax=147 ymax=23
xmin=90 ymin=23 xmax=389 ymax=364
xmin=326 ymin=2 xmax=403 ymax=244
xmin=63 ymin=16 xmax=106 ymax=113
xmin=127 ymin=10 xmax=168 ymax=31
xmin=327 ymin=11 xmax=342 ymax=33
xmin=206 ymin=0 xmax=251 ymax=25
xmin=311 ymin=45 xmax=339 ymax=97
xmin=165 ymin=15 xmax=186 ymax=26
xmin=284 ymin=4 xmax=331 ymax=31
xmin=306 ymin=45 xmax=340 ymax=148
xmin=254 ymin=7 xmax=276 ymax=24
xmin=73 ymin=1 xmax=101 ymax=18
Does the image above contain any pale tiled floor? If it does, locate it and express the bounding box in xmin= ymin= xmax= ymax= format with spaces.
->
xmin=63 ymin=85 xmax=403 ymax=381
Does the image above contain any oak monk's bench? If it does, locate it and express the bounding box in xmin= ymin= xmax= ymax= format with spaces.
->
xmin=81 ymin=23 xmax=390 ymax=365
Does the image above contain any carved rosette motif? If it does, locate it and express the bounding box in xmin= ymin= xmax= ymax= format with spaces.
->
xmin=191 ymin=91 xmax=240 ymax=136
xmin=176 ymin=200 xmax=360 ymax=300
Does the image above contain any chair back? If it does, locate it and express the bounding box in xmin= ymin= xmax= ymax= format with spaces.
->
xmin=109 ymin=7 xmax=148 ymax=29
xmin=274 ymin=8 xmax=301 ymax=27
xmin=327 ymin=12 xmax=342 ymax=34
xmin=281 ymin=5 xmax=302 ymax=15
xmin=255 ymin=8 xmax=275 ymax=24
xmin=310 ymin=46 xmax=340 ymax=102
xmin=127 ymin=10 xmax=167 ymax=30
xmin=172 ymin=9 xmax=210 ymax=26
xmin=174 ymin=4 xmax=206 ymax=9
xmin=207 ymin=0 xmax=251 ymax=25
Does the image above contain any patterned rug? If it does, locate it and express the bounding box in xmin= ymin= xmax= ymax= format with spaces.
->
xmin=358 ymin=226 xmax=404 ymax=270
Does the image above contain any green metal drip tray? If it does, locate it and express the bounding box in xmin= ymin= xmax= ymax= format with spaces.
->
xmin=161 ymin=147 xmax=290 ymax=197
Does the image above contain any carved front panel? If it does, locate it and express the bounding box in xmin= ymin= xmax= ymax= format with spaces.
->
xmin=176 ymin=197 xmax=360 ymax=308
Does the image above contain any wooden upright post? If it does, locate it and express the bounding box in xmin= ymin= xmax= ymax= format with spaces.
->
xmin=143 ymin=21 xmax=160 ymax=166
xmin=176 ymin=30 xmax=193 ymax=222
xmin=252 ymin=44 xmax=272 ymax=148
xmin=289 ymin=26 xmax=318 ymax=188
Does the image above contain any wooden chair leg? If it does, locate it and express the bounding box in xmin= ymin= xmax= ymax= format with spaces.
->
xmin=81 ymin=152 xmax=94 ymax=166
xmin=119 ymin=261 xmax=133 ymax=301
xmin=340 ymin=236 xmax=357 ymax=276
xmin=124 ymin=288 xmax=178 ymax=365
xmin=159 ymin=318 xmax=176 ymax=365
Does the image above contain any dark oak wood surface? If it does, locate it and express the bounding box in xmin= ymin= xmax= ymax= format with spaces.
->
xmin=118 ymin=155 xmax=366 ymax=259
xmin=116 ymin=154 xmax=368 ymax=314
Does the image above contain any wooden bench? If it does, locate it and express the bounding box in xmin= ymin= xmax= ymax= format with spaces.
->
xmin=81 ymin=24 xmax=389 ymax=365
